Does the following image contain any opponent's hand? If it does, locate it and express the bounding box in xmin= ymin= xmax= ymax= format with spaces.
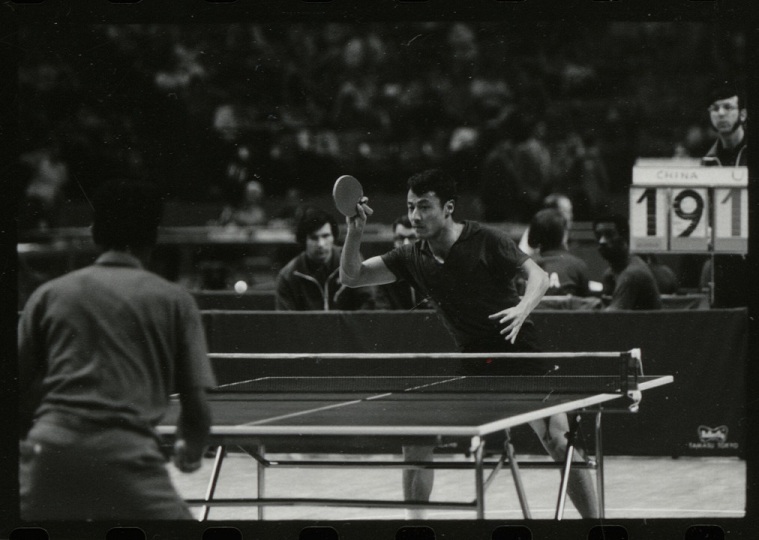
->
xmin=172 ymin=439 xmax=203 ymax=473
xmin=488 ymin=304 xmax=530 ymax=344
xmin=346 ymin=196 xmax=374 ymax=231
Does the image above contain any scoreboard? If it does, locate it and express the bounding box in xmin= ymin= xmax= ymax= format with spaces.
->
xmin=630 ymin=165 xmax=748 ymax=254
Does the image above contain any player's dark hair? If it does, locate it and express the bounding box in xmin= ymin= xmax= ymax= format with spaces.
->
xmin=91 ymin=179 xmax=163 ymax=250
xmin=407 ymin=169 xmax=458 ymax=209
xmin=528 ymin=209 xmax=566 ymax=250
xmin=295 ymin=206 xmax=339 ymax=246
xmin=392 ymin=214 xmax=412 ymax=230
xmin=592 ymin=214 xmax=629 ymax=242
xmin=707 ymin=80 xmax=745 ymax=109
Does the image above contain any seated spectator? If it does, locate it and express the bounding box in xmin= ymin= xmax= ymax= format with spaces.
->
xmin=641 ymin=254 xmax=679 ymax=295
xmin=276 ymin=206 xmax=375 ymax=311
xmin=268 ymin=187 xmax=304 ymax=228
xmin=519 ymin=192 xmax=574 ymax=256
xmin=19 ymin=141 xmax=69 ymax=230
xmin=593 ymin=215 xmax=662 ymax=310
xmin=527 ymin=208 xmax=590 ymax=297
xmin=375 ymin=216 xmax=432 ymax=310
xmin=219 ymin=180 xmax=268 ymax=227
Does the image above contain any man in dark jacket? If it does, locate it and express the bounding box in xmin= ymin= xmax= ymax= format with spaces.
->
xmin=276 ymin=206 xmax=375 ymax=310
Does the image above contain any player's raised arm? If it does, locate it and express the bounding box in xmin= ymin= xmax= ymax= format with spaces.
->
xmin=340 ymin=197 xmax=397 ymax=287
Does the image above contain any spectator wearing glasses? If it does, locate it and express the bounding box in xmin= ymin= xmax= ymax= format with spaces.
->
xmin=702 ymin=81 xmax=747 ymax=167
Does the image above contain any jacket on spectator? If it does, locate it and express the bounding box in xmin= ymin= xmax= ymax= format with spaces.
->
xmin=276 ymin=246 xmax=375 ymax=311
xmin=702 ymin=137 xmax=747 ymax=167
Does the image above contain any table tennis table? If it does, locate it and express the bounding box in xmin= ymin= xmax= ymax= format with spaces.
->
xmin=157 ymin=349 xmax=672 ymax=520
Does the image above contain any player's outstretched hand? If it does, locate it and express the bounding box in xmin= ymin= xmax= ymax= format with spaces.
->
xmin=488 ymin=304 xmax=529 ymax=344
xmin=172 ymin=439 xmax=203 ymax=473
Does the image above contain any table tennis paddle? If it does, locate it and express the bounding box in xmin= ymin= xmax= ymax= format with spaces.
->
xmin=333 ymin=175 xmax=364 ymax=217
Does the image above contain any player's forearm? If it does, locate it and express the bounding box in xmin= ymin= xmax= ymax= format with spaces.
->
xmin=519 ymin=266 xmax=549 ymax=315
xmin=340 ymin=227 xmax=364 ymax=286
xmin=176 ymin=389 xmax=212 ymax=461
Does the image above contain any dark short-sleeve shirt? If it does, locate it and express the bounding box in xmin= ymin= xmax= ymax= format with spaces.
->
xmin=381 ymin=221 xmax=529 ymax=350
xmin=602 ymin=255 xmax=663 ymax=310
xmin=537 ymin=248 xmax=591 ymax=296
xmin=18 ymin=251 xmax=217 ymax=437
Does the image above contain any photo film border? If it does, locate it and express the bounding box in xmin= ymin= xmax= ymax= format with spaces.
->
xmin=2 ymin=0 xmax=756 ymax=539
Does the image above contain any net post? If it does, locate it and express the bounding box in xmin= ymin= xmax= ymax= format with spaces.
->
xmin=622 ymin=349 xmax=642 ymax=412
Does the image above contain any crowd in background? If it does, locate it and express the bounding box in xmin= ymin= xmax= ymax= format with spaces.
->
xmin=17 ymin=22 xmax=746 ymax=229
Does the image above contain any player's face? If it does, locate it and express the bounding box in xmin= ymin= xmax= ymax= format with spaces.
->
xmin=407 ymin=190 xmax=449 ymax=239
xmin=708 ymin=95 xmax=744 ymax=135
xmin=393 ymin=224 xmax=417 ymax=248
xmin=305 ymin=222 xmax=334 ymax=264
xmin=594 ymin=222 xmax=626 ymax=261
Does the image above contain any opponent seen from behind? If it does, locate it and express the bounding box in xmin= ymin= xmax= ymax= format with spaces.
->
xmin=18 ymin=179 xmax=216 ymax=520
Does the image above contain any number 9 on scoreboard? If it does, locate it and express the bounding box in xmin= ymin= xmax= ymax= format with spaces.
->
xmin=670 ymin=187 xmax=709 ymax=252
xmin=630 ymin=187 xmax=668 ymax=252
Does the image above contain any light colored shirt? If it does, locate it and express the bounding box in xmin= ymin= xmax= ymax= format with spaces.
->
xmin=18 ymin=250 xmax=216 ymax=437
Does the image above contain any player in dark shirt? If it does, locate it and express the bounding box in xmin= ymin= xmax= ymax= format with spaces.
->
xmin=340 ymin=169 xmax=598 ymax=519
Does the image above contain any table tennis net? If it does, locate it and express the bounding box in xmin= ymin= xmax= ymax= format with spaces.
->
xmin=212 ymin=374 xmax=641 ymax=395
xmin=208 ymin=350 xmax=642 ymax=395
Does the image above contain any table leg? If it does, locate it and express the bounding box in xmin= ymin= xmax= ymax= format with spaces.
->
xmin=258 ymin=444 xmax=266 ymax=520
xmin=555 ymin=413 xmax=580 ymax=520
xmin=200 ymin=445 xmax=226 ymax=521
xmin=504 ymin=429 xmax=532 ymax=519
xmin=471 ymin=436 xmax=485 ymax=519
xmin=595 ymin=411 xmax=605 ymax=519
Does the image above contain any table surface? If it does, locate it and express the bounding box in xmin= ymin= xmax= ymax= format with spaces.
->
xmin=159 ymin=374 xmax=673 ymax=439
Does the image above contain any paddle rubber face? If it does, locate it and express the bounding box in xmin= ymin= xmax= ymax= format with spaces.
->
xmin=333 ymin=175 xmax=364 ymax=217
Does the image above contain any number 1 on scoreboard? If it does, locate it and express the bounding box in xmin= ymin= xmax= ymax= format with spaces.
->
xmin=629 ymin=187 xmax=668 ymax=252
xmin=713 ymin=187 xmax=748 ymax=254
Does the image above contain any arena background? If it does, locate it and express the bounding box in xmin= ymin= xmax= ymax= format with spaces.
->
xmin=16 ymin=22 xmax=745 ymax=216
xmin=16 ymin=22 xmax=747 ymax=299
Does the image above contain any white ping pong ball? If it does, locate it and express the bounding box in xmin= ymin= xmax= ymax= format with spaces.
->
xmin=234 ymin=280 xmax=248 ymax=294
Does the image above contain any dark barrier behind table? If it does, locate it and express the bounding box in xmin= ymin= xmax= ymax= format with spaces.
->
xmin=191 ymin=290 xmax=710 ymax=311
xmin=201 ymin=309 xmax=747 ymax=458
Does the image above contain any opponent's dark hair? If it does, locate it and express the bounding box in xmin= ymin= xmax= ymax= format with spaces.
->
xmin=592 ymin=214 xmax=629 ymax=242
xmin=407 ymin=169 xmax=458 ymax=209
xmin=91 ymin=179 xmax=163 ymax=249
xmin=528 ymin=209 xmax=566 ymax=250
xmin=295 ymin=206 xmax=339 ymax=246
